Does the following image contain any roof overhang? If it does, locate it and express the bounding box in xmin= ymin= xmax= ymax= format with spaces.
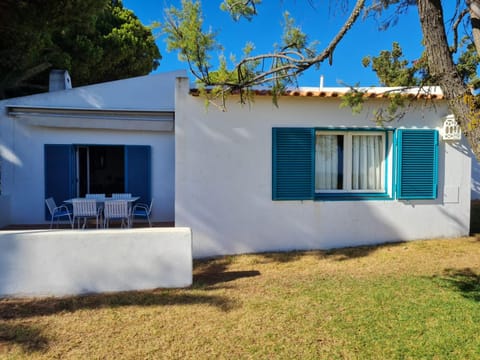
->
xmin=5 ymin=106 xmax=174 ymax=132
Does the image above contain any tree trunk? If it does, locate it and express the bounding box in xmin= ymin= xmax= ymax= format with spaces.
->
xmin=468 ymin=0 xmax=480 ymax=55
xmin=417 ymin=0 xmax=480 ymax=160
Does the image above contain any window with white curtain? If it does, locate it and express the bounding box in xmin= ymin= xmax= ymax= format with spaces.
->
xmin=315 ymin=131 xmax=385 ymax=193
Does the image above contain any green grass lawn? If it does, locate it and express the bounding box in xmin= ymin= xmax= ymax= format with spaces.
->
xmin=1 ymin=237 xmax=480 ymax=359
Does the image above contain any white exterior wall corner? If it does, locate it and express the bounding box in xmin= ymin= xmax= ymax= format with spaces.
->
xmin=175 ymin=81 xmax=472 ymax=258
xmin=0 ymin=71 xmax=187 ymax=226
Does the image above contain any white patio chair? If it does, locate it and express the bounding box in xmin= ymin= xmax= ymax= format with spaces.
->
xmin=132 ymin=198 xmax=154 ymax=227
xmin=72 ymin=199 xmax=102 ymax=229
xmin=85 ymin=193 xmax=106 ymax=200
xmin=112 ymin=193 xmax=132 ymax=199
xmin=45 ymin=197 xmax=73 ymax=229
xmin=103 ymin=200 xmax=131 ymax=228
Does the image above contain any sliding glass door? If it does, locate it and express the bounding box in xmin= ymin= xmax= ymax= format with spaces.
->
xmin=76 ymin=146 xmax=125 ymax=197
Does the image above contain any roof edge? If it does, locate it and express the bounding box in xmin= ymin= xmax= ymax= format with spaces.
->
xmin=189 ymin=86 xmax=445 ymax=100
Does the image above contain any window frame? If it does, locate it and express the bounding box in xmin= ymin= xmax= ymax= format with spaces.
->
xmin=313 ymin=128 xmax=392 ymax=201
xmin=315 ymin=130 xmax=387 ymax=194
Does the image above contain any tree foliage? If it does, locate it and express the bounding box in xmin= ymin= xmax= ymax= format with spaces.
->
xmin=0 ymin=0 xmax=161 ymax=99
xmin=362 ymin=42 xmax=424 ymax=86
xmin=164 ymin=0 xmax=361 ymax=102
xmin=163 ymin=0 xmax=480 ymax=160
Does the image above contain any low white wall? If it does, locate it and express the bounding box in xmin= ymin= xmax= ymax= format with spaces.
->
xmin=0 ymin=195 xmax=10 ymax=228
xmin=0 ymin=227 xmax=192 ymax=297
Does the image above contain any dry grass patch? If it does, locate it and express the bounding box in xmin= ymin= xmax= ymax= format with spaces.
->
xmin=0 ymin=237 xmax=480 ymax=359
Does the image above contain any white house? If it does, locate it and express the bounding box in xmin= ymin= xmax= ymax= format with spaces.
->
xmin=0 ymin=71 xmax=477 ymax=259
xmin=0 ymin=70 xmax=186 ymax=228
xmin=174 ymin=78 xmax=473 ymax=258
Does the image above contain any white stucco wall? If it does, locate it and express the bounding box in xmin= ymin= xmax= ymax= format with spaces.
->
xmin=175 ymin=78 xmax=472 ymax=258
xmin=0 ymin=227 xmax=192 ymax=296
xmin=0 ymin=71 xmax=186 ymax=225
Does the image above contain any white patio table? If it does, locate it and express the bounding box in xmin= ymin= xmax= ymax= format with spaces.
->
xmin=64 ymin=196 xmax=140 ymax=228
xmin=64 ymin=196 xmax=140 ymax=205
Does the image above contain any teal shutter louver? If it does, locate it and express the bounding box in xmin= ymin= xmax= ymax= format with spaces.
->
xmin=272 ymin=128 xmax=314 ymax=200
xmin=125 ymin=145 xmax=151 ymax=203
xmin=397 ymin=129 xmax=439 ymax=200
xmin=44 ymin=144 xmax=76 ymax=220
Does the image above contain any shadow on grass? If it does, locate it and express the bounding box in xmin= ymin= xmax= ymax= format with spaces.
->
xmin=0 ymin=321 xmax=49 ymax=354
xmin=194 ymin=270 xmax=260 ymax=287
xmin=259 ymin=241 xmax=408 ymax=263
xmin=435 ymin=268 xmax=480 ymax=302
xmin=0 ymin=290 xmax=236 ymax=321
xmin=321 ymin=242 xmax=405 ymax=261
xmin=193 ymin=257 xmax=261 ymax=288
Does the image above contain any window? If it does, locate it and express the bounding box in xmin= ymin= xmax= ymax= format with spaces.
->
xmin=315 ymin=131 xmax=385 ymax=193
xmin=272 ymin=128 xmax=438 ymax=201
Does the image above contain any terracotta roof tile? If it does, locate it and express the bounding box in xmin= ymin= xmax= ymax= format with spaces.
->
xmin=189 ymin=87 xmax=445 ymax=100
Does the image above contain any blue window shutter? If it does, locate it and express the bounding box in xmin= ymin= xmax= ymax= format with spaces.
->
xmin=44 ymin=144 xmax=76 ymax=220
xmin=272 ymin=128 xmax=314 ymax=200
xmin=397 ymin=129 xmax=439 ymax=200
xmin=125 ymin=145 xmax=151 ymax=203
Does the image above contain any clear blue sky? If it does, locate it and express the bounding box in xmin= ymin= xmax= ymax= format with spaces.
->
xmin=122 ymin=1 xmax=433 ymax=87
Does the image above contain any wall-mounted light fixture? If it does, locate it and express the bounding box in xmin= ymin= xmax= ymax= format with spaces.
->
xmin=441 ymin=114 xmax=461 ymax=141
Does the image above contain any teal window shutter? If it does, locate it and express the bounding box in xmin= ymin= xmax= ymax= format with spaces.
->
xmin=44 ymin=144 xmax=76 ymax=220
xmin=125 ymin=145 xmax=151 ymax=203
xmin=397 ymin=129 xmax=439 ymax=200
xmin=272 ymin=128 xmax=314 ymax=200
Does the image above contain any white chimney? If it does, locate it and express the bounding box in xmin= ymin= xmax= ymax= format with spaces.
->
xmin=320 ymin=75 xmax=324 ymax=89
xmin=49 ymin=69 xmax=72 ymax=92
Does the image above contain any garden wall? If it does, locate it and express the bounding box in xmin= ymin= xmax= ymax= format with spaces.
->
xmin=0 ymin=227 xmax=192 ymax=297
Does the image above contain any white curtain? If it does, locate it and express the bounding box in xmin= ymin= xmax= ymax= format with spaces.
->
xmin=315 ymin=135 xmax=339 ymax=189
xmin=351 ymin=135 xmax=383 ymax=190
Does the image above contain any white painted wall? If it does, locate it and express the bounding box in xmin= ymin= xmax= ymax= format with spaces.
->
xmin=0 ymin=71 xmax=186 ymax=225
xmin=0 ymin=228 xmax=192 ymax=296
xmin=175 ymin=78 xmax=472 ymax=258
